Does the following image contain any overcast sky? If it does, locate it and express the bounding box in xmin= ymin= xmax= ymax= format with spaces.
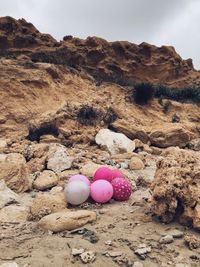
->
xmin=0 ymin=0 xmax=200 ymax=69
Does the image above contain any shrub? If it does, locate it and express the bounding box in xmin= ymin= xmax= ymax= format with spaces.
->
xmin=133 ymin=83 xmax=154 ymax=105
xmin=77 ymin=105 xmax=98 ymax=126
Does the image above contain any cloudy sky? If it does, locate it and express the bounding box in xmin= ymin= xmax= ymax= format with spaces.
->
xmin=0 ymin=0 xmax=200 ymax=69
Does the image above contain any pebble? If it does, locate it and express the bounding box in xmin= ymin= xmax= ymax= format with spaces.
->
xmin=133 ymin=262 xmax=144 ymax=267
xmin=135 ymin=244 xmax=151 ymax=257
xmin=167 ymin=229 xmax=184 ymax=238
xmin=108 ymin=251 xmax=123 ymax=257
xmin=80 ymin=251 xmax=96 ymax=263
xmin=71 ymin=248 xmax=85 ymax=256
xmin=159 ymin=235 xmax=174 ymax=244
xmin=105 ymin=240 xmax=113 ymax=246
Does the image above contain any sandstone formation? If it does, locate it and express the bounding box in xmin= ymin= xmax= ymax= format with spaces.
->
xmin=151 ymin=147 xmax=200 ymax=229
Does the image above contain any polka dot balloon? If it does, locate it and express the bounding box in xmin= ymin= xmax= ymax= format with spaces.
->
xmin=111 ymin=177 xmax=132 ymax=201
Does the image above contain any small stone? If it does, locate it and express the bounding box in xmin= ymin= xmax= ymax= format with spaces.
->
xmin=108 ymin=251 xmax=123 ymax=257
xmin=33 ymin=170 xmax=59 ymax=190
xmin=105 ymin=240 xmax=112 ymax=246
xmin=0 ymin=180 xmax=19 ymax=209
xmin=159 ymin=235 xmax=174 ymax=244
xmin=135 ymin=244 xmax=151 ymax=257
xmin=80 ymin=251 xmax=96 ymax=263
xmin=166 ymin=229 xmax=184 ymax=238
xmin=133 ymin=262 xmax=144 ymax=267
xmin=129 ymin=157 xmax=145 ymax=170
xmin=0 ymin=262 xmax=19 ymax=267
xmin=71 ymin=248 xmax=85 ymax=256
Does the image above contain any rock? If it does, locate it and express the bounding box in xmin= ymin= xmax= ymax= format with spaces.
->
xmin=80 ymin=162 xmax=102 ymax=178
xmin=28 ymin=192 xmax=67 ymax=221
xmin=135 ymin=244 xmax=151 ymax=258
xmin=184 ymin=233 xmax=200 ymax=249
xmin=159 ymin=235 xmax=174 ymax=244
xmin=187 ymin=138 xmax=200 ymax=151
xmin=71 ymin=248 xmax=85 ymax=256
xmin=108 ymin=251 xmax=123 ymax=257
xmin=80 ymin=251 xmax=96 ymax=264
xmin=38 ymin=210 xmax=97 ymax=232
xmin=0 ymin=205 xmax=29 ymax=223
xmin=150 ymin=126 xmax=190 ymax=148
xmin=95 ymin=129 xmax=135 ymax=155
xmin=0 ymin=153 xmax=32 ymax=193
xmin=33 ymin=170 xmax=59 ymax=190
xmin=47 ymin=144 xmax=73 ymax=173
xmin=133 ymin=262 xmax=144 ymax=267
xmin=150 ymin=146 xmax=163 ymax=155
xmin=129 ymin=157 xmax=145 ymax=170
xmin=0 ymin=263 xmax=19 ymax=267
xmin=175 ymin=264 xmax=189 ymax=267
xmin=151 ymin=147 xmax=200 ymax=227
xmin=0 ymin=180 xmax=19 ymax=208
xmin=166 ymin=229 xmax=184 ymax=238
xmin=111 ymin=120 xmax=149 ymax=144
xmin=0 ymin=139 xmax=7 ymax=152
xmin=40 ymin=134 xmax=60 ymax=143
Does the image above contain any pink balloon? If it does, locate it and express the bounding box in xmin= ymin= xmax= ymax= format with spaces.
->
xmin=111 ymin=177 xmax=132 ymax=201
xmin=91 ymin=180 xmax=113 ymax=203
xmin=93 ymin=166 xmax=112 ymax=182
xmin=68 ymin=175 xmax=91 ymax=186
xmin=109 ymin=169 xmax=125 ymax=181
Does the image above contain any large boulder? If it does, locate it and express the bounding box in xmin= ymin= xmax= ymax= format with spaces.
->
xmin=0 ymin=153 xmax=32 ymax=193
xmin=95 ymin=129 xmax=135 ymax=155
xmin=47 ymin=144 xmax=74 ymax=173
xmin=0 ymin=180 xmax=19 ymax=208
xmin=38 ymin=210 xmax=97 ymax=232
xmin=150 ymin=126 xmax=190 ymax=148
xmin=151 ymin=147 xmax=200 ymax=229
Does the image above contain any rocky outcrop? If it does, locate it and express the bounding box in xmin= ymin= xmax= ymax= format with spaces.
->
xmin=151 ymin=147 xmax=200 ymax=229
xmin=95 ymin=128 xmax=135 ymax=155
xmin=150 ymin=126 xmax=190 ymax=148
xmin=0 ymin=16 xmax=200 ymax=88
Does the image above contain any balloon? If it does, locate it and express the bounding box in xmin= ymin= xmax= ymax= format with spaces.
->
xmin=68 ymin=174 xmax=91 ymax=186
xmin=64 ymin=181 xmax=90 ymax=205
xmin=111 ymin=177 xmax=132 ymax=201
xmin=93 ymin=166 xmax=112 ymax=182
xmin=109 ymin=169 xmax=125 ymax=181
xmin=91 ymin=179 xmax=113 ymax=203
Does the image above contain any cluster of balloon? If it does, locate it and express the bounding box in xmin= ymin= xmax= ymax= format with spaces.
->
xmin=64 ymin=167 xmax=132 ymax=206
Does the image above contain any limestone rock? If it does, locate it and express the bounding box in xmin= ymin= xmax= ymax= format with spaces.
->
xmin=0 ymin=180 xmax=19 ymax=208
xmin=95 ymin=128 xmax=135 ymax=155
xmin=150 ymin=126 xmax=190 ymax=148
xmin=0 ymin=205 xmax=29 ymax=223
xmin=38 ymin=210 xmax=97 ymax=232
xmin=47 ymin=144 xmax=73 ymax=173
xmin=33 ymin=170 xmax=59 ymax=190
xmin=129 ymin=157 xmax=145 ymax=170
xmin=29 ymin=192 xmax=67 ymax=221
xmin=0 ymin=153 xmax=32 ymax=193
xmin=151 ymin=147 xmax=200 ymax=228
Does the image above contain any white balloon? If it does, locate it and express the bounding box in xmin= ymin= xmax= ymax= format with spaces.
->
xmin=64 ymin=180 xmax=90 ymax=205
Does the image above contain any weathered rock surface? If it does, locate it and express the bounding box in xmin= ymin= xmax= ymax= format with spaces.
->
xmin=151 ymin=147 xmax=200 ymax=229
xmin=33 ymin=170 xmax=59 ymax=190
xmin=0 ymin=263 xmax=19 ymax=267
xmin=47 ymin=144 xmax=73 ymax=173
xmin=187 ymin=138 xmax=200 ymax=151
xmin=0 ymin=205 xmax=29 ymax=223
xmin=150 ymin=126 xmax=190 ymax=148
xmin=0 ymin=180 xmax=19 ymax=208
xmin=95 ymin=128 xmax=135 ymax=155
xmin=80 ymin=162 xmax=102 ymax=178
xmin=38 ymin=210 xmax=96 ymax=232
xmin=129 ymin=156 xmax=145 ymax=170
xmin=0 ymin=153 xmax=32 ymax=192
xmin=28 ymin=192 xmax=67 ymax=221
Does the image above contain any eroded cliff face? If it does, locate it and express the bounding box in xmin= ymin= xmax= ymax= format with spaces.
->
xmin=1 ymin=16 xmax=200 ymax=88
